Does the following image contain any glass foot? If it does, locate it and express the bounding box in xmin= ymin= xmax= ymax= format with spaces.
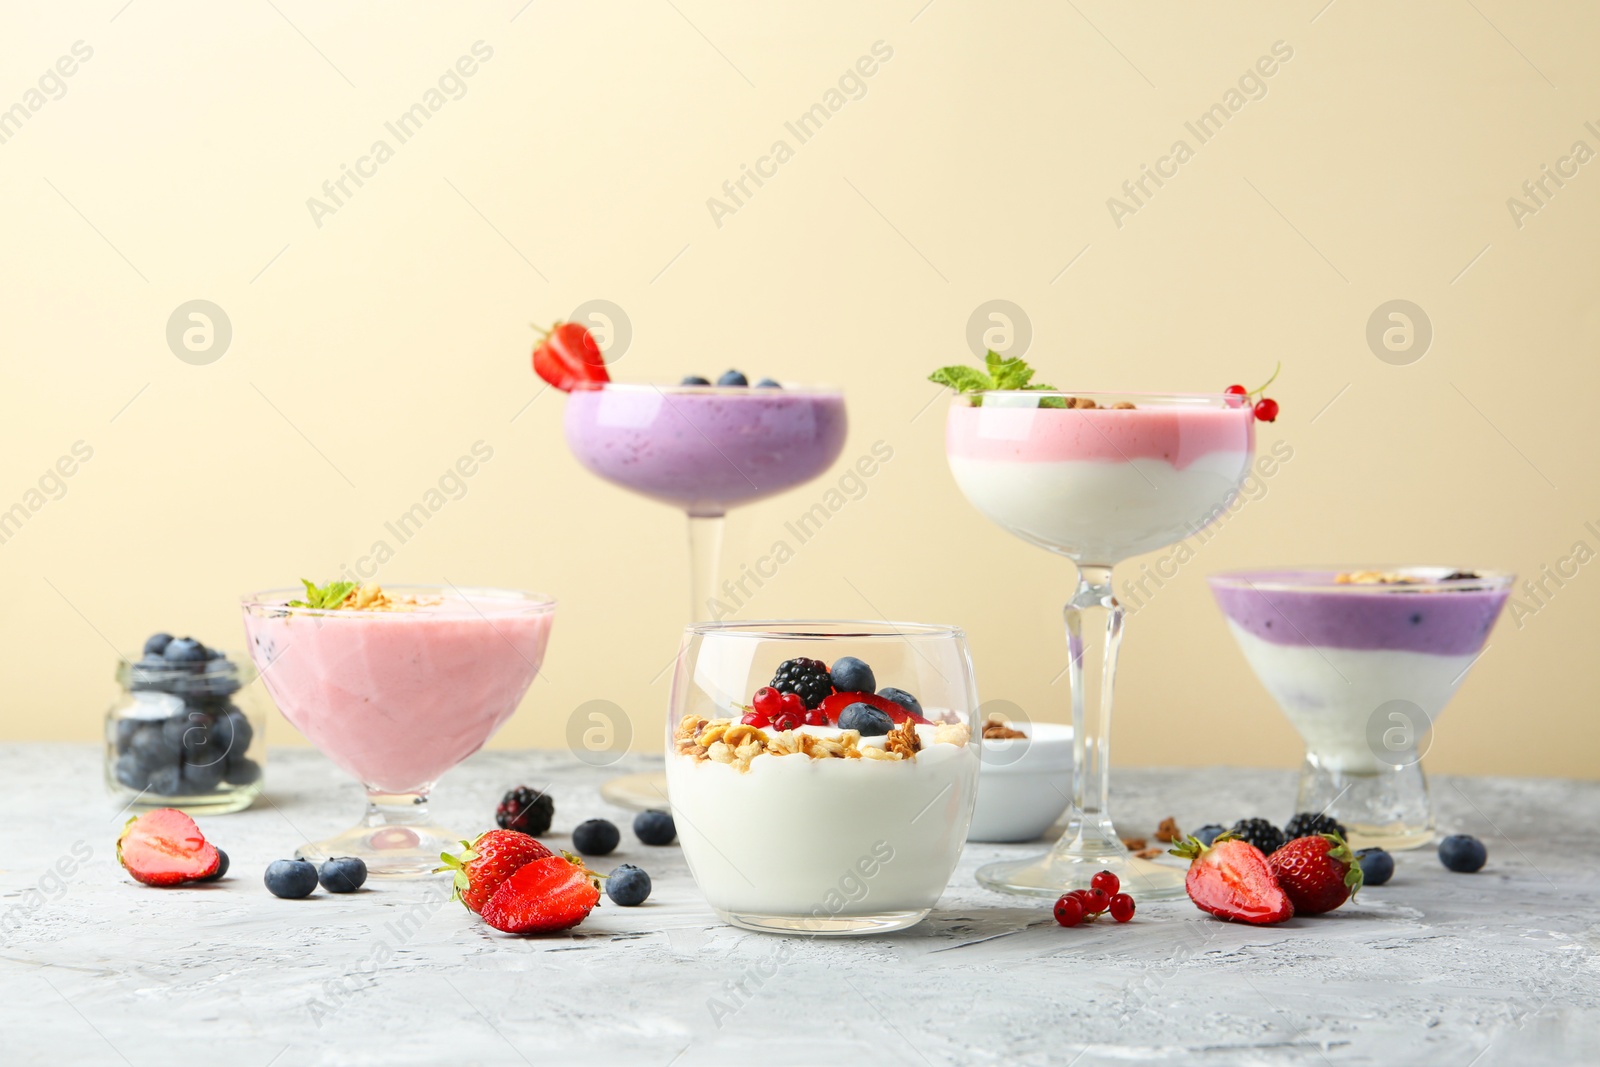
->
xmin=977 ymin=850 xmax=1188 ymax=901
xmin=295 ymin=821 xmax=461 ymax=879
xmin=717 ymin=908 xmax=930 ymax=936
xmin=599 ymin=771 xmax=669 ymax=812
xmin=1298 ymin=753 xmax=1435 ymax=852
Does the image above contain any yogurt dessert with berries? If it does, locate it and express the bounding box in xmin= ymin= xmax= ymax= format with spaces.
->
xmin=666 ymin=636 xmax=980 ymax=934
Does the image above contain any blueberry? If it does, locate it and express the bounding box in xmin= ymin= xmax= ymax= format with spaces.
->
xmin=829 ymin=657 xmax=876 ymax=694
xmin=1438 ymin=834 xmax=1487 ymax=873
xmin=183 ymin=757 xmax=227 ymax=791
xmin=162 ymin=637 xmax=208 ymax=666
xmin=113 ymin=718 xmax=141 ymax=753
xmin=1356 ymin=847 xmax=1394 ymax=886
xmin=143 ymin=633 xmax=174 ymax=657
xmin=113 ymin=752 xmax=149 ymax=790
xmin=1193 ymin=824 xmax=1226 ymax=847
xmin=606 ymin=864 xmax=651 ymax=906
xmin=755 ymin=378 xmax=782 ymax=389
xmin=264 ymin=859 xmax=319 ymax=899
xmin=206 ymin=647 xmax=227 ymax=660
xmin=680 ymin=375 xmax=711 ymax=386
xmin=633 ymin=810 xmax=676 ymax=846
xmin=225 ymin=757 xmax=262 ymax=785
xmin=128 ymin=726 xmax=169 ymax=769
xmin=147 ymin=765 xmax=184 ymax=796
xmin=838 ymin=703 xmax=894 ymax=736
xmin=211 ymin=709 xmax=253 ymax=758
xmin=876 ymin=687 xmax=923 ymax=717
xmin=572 ymin=818 xmax=620 ymax=856
xmin=319 ymin=856 xmax=367 ymax=893
xmin=198 ymin=849 xmax=229 ymax=882
xmin=716 ymin=370 xmax=748 ymax=387
xmin=166 ymin=711 xmax=216 ymax=762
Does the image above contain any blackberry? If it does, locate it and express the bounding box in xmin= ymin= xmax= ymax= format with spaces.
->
xmin=1228 ymin=818 xmax=1285 ymax=855
xmin=495 ymin=786 xmax=554 ymax=836
xmin=770 ymin=657 xmax=834 ymax=709
xmin=1284 ymin=811 xmax=1347 ymax=841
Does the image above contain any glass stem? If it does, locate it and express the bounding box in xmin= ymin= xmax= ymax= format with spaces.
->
xmin=363 ymin=788 xmax=430 ymax=829
xmin=686 ymin=512 xmax=726 ymax=622
xmin=1061 ymin=564 xmax=1126 ymax=858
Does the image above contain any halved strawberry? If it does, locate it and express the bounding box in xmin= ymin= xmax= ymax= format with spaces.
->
xmin=1268 ymin=833 xmax=1362 ymax=915
xmin=436 ymin=829 xmax=553 ymax=914
xmin=819 ymin=691 xmax=930 ymax=726
xmin=481 ymin=852 xmax=601 ymax=934
xmin=1170 ymin=833 xmax=1293 ymax=925
xmin=532 ymin=321 xmax=608 ymax=392
xmin=117 ymin=808 xmax=221 ymax=887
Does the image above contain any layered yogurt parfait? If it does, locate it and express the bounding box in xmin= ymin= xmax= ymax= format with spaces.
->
xmin=665 ymin=622 xmax=980 ymax=935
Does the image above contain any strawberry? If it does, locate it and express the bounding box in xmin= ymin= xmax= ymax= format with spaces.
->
xmin=819 ymin=690 xmax=930 ymax=726
xmin=117 ymin=808 xmax=221 ymax=886
xmin=481 ymin=852 xmax=602 ymax=934
xmin=1268 ymin=833 xmax=1362 ymax=915
xmin=1169 ymin=833 xmax=1293 ymax=925
xmin=436 ymin=829 xmax=553 ymax=914
xmin=532 ymin=321 xmax=608 ymax=392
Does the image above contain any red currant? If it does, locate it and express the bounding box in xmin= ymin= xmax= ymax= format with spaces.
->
xmin=1091 ymin=870 xmax=1120 ymax=897
xmin=802 ymin=708 xmax=828 ymax=727
xmin=779 ymin=692 xmax=806 ymax=718
xmin=1083 ymin=887 xmax=1109 ymax=914
xmin=1254 ymin=397 xmax=1279 ymax=422
xmin=1225 ymin=384 xmax=1248 ymax=397
xmin=740 ymin=710 xmax=770 ymax=728
xmin=1109 ymin=892 xmax=1136 ymax=923
xmin=753 ymin=687 xmax=783 ymax=716
xmin=770 ymin=710 xmax=802 ymax=731
xmin=1053 ymin=894 xmax=1085 ymax=927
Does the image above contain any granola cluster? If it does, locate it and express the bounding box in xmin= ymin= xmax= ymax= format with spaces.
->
xmin=1335 ymin=571 xmax=1420 ymax=586
xmin=341 ymin=585 xmax=442 ymax=612
xmin=1062 ymin=397 xmax=1136 ymax=410
xmin=981 ymin=714 xmax=1028 ymax=741
xmin=674 ymin=714 xmax=968 ymax=772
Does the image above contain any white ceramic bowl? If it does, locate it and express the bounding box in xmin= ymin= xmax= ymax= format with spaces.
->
xmin=966 ymin=721 xmax=1075 ymax=842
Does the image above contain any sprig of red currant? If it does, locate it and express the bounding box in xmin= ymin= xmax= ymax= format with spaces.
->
xmin=1225 ymin=362 xmax=1281 ymax=422
xmin=1053 ymin=869 xmax=1136 ymax=926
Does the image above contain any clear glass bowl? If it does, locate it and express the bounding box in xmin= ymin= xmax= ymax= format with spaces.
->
xmin=104 ymin=650 xmax=266 ymax=815
xmin=666 ymin=620 xmax=981 ymax=935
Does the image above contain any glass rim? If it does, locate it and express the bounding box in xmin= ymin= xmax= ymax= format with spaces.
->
xmin=685 ymin=618 xmax=966 ymax=640
xmin=240 ymin=584 xmax=557 ymax=617
xmin=577 ymin=382 xmax=843 ymax=397
xmin=1207 ymin=567 xmax=1513 ymax=593
xmin=952 ymin=389 xmax=1239 ymax=406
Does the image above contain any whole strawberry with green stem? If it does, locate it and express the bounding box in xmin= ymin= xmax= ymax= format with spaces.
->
xmin=437 ymin=829 xmax=553 ymax=914
xmin=1268 ymin=832 xmax=1363 ymax=915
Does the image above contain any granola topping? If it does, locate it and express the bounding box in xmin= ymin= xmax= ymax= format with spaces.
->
xmin=1335 ymin=571 xmax=1421 ymax=586
xmin=674 ymin=713 xmax=970 ymax=772
xmin=341 ymin=584 xmax=443 ymax=612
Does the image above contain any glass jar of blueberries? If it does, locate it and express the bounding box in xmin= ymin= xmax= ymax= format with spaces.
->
xmin=104 ymin=633 xmax=266 ymax=814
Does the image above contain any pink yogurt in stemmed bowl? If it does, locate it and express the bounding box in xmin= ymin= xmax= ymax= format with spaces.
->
xmin=241 ymin=584 xmax=555 ymax=877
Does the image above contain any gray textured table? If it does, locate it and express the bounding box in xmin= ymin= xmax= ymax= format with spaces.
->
xmin=1 ymin=744 xmax=1596 ymax=1066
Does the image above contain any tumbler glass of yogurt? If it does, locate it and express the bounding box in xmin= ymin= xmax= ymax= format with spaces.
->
xmin=241 ymin=585 xmax=555 ymax=877
xmin=665 ymin=621 xmax=980 ymax=935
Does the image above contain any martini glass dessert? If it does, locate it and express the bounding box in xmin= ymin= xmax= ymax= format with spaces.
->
xmin=936 ymin=356 xmax=1265 ymax=900
xmin=1209 ymin=568 xmax=1512 ymax=850
xmin=241 ymin=582 xmax=554 ymax=877
xmin=533 ymin=322 xmax=847 ymax=808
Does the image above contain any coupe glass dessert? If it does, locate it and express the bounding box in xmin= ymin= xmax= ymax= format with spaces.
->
xmin=666 ymin=621 xmax=980 ymax=935
xmin=938 ymin=356 xmax=1262 ymax=900
xmin=241 ymin=582 xmax=554 ymax=877
xmin=1209 ymin=568 xmax=1512 ymax=850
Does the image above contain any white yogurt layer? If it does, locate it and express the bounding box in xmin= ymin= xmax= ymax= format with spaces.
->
xmin=1227 ymin=623 xmax=1478 ymax=773
xmin=947 ymin=452 xmax=1251 ymax=562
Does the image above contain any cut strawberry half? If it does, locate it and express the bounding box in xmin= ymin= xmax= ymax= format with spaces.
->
xmin=1170 ymin=833 xmax=1293 ymax=925
xmin=532 ymin=321 xmax=609 ymax=392
xmin=819 ymin=690 xmax=930 ymax=726
xmin=481 ymin=851 xmax=602 ymax=934
xmin=117 ymin=808 xmax=221 ymax=887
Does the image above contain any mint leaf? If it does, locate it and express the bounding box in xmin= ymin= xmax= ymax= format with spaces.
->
xmin=928 ymin=366 xmax=993 ymax=394
xmin=987 ymin=352 xmax=1036 ymax=391
xmin=933 ymin=352 xmax=1062 ymax=409
xmin=1023 ymin=383 xmax=1067 ymax=408
xmin=288 ymin=579 xmax=357 ymax=610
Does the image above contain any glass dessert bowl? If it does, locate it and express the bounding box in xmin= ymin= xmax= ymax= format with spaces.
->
xmin=946 ymin=389 xmax=1256 ymax=900
xmin=665 ymin=621 xmax=980 ymax=935
xmin=1209 ymin=568 xmax=1512 ymax=850
xmin=241 ymin=584 xmax=555 ymax=877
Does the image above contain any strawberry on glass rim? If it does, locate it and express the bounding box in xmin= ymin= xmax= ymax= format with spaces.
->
xmin=1225 ymin=362 xmax=1281 ymax=423
xmin=532 ymin=321 xmax=609 ymax=392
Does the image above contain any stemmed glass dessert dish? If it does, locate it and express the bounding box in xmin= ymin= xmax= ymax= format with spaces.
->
xmin=666 ymin=621 xmax=980 ymax=935
xmin=945 ymin=390 xmax=1256 ymax=900
xmin=1209 ymin=568 xmax=1512 ymax=850
xmin=241 ymin=585 xmax=554 ymax=877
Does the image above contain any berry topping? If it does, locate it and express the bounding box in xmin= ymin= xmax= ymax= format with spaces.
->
xmin=802 ymin=707 xmax=828 ymax=727
xmin=496 ymin=785 xmax=555 ymax=837
xmin=770 ymin=658 xmax=834 ymax=709
xmin=876 ymin=687 xmax=924 ymax=718
xmin=1268 ymin=832 xmax=1361 ymax=915
xmin=716 ymin=369 xmax=748 ymax=387
xmin=740 ymin=710 xmax=770 ymax=728
xmin=606 ymin=863 xmax=652 ymax=906
xmin=116 ymin=808 xmax=221 ymax=886
xmin=819 ymin=690 xmax=929 ymax=726
xmin=437 ymin=829 xmax=555 ymax=913
xmin=263 ymin=859 xmax=319 ymax=899
xmin=1438 ymin=834 xmax=1487 ymax=873
xmin=1091 ymin=870 xmax=1120 ymax=896
xmin=837 ymin=703 xmax=894 ymax=736
xmin=1356 ymin=848 xmax=1394 ymax=886
xmin=1224 ymin=384 xmax=1249 ymax=398
xmin=680 ymin=375 xmax=711 ymax=385
xmin=481 ymin=853 xmax=601 ymax=934
xmin=572 ymin=818 xmax=620 ymax=857
xmin=752 ymin=686 xmax=784 ymax=717
xmin=633 ymin=809 xmax=676 ymax=846
xmin=770 ymin=708 xmax=804 ymax=731
xmin=1253 ymin=398 xmax=1279 ymax=422
xmin=1170 ymin=833 xmax=1293 ymax=925
xmin=1109 ymin=892 xmax=1136 ymax=922
xmin=1284 ymin=811 xmax=1347 ymax=841
xmin=532 ymin=321 xmax=609 ymax=392
xmin=1227 ymin=363 xmax=1280 ymax=421
xmin=319 ymin=856 xmax=368 ymax=894
xmin=1053 ymin=894 xmax=1085 ymax=927
xmin=829 ymin=656 xmax=876 ymax=694
xmin=1228 ymin=817 xmax=1286 ymax=856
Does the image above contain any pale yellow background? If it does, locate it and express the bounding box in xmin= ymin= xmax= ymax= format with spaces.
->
xmin=2 ymin=2 xmax=1595 ymax=777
